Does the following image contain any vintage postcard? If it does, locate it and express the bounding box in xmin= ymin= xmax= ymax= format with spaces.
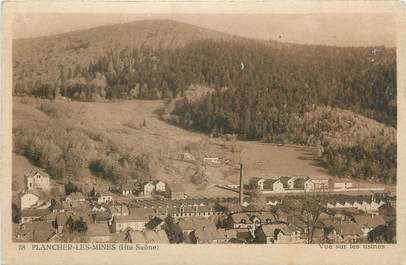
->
xmin=1 ymin=1 xmax=405 ymax=265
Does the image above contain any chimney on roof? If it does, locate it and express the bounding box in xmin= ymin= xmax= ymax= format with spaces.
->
xmin=239 ymin=163 xmax=244 ymax=206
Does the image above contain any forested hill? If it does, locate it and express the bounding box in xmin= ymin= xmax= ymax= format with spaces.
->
xmin=13 ymin=19 xmax=396 ymax=127
xmin=13 ymin=19 xmax=239 ymax=87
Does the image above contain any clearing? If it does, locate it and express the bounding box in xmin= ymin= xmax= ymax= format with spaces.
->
xmin=13 ymin=97 xmax=395 ymax=198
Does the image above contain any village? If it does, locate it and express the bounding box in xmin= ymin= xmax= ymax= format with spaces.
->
xmin=13 ymin=159 xmax=396 ymax=245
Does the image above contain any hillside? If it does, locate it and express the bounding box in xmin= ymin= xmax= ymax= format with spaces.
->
xmin=11 ymin=19 xmax=397 ymax=185
xmin=12 ymin=19 xmax=396 ymax=127
xmin=13 ymin=19 xmax=238 ymax=87
xmin=173 ymin=92 xmax=397 ymax=183
xmin=13 ymin=96 xmax=361 ymax=198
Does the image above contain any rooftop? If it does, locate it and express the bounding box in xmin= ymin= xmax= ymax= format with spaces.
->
xmin=126 ymin=230 xmax=169 ymax=244
xmin=25 ymin=169 xmax=50 ymax=179
xmin=334 ymin=223 xmax=363 ymax=236
xmin=177 ymin=217 xmax=214 ymax=231
xmin=86 ymin=223 xmax=111 ymax=237
xmin=115 ymin=208 xmax=155 ymax=223
xmin=353 ymin=215 xmax=386 ymax=228
xmin=21 ymin=208 xmax=50 ymax=217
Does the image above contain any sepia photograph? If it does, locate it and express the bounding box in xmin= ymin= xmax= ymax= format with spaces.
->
xmin=1 ymin=2 xmax=405 ymax=265
xmin=10 ymin=12 xmax=398 ymax=245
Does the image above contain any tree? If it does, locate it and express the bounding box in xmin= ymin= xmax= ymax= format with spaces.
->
xmin=301 ymin=197 xmax=324 ymax=244
xmin=242 ymin=107 xmax=251 ymax=139
xmin=72 ymin=218 xmax=88 ymax=234
xmin=164 ymin=215 xmax=183 ymax=243
xmin=65 ymin=181 xmax=79 ymax=196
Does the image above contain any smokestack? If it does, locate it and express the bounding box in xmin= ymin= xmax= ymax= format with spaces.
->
xmin=239 ymin=163 xmax=244 ymax=206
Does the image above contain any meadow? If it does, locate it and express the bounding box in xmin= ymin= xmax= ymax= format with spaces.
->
xmin=12 ymin=97 xmax=395 ymax=198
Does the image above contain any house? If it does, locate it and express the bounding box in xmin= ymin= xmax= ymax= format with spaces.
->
xmin=175 ymin=205 xmax=215 ymax=218
xmin=343 ymin=201 xmax=354 ymax=208
xmin=24 ymin=170 xmax=50 ymax=191
xmin=263 ymin=179 xmax=284 ymax=192
xmin=190 ymin=225 xmax=227 ymax=244
xmin=360 ymin=200 xmax=373 ymax=212
xmin=20 ymin=208 xmax=50 ymax=224
xmin=304 ymin=179 xmax=315 ymax=192
xmin=255 ymin=224 xmax=303 ymax=244
xmin=20 ymin=192 xmax=40 ymax=210
xmin=86 ymin=223 xmax=111 ymax=243
xmin=221 ymin=229 xmax=239 ymax=243
xmin=334 ymin=223 xmax=363 ymax=243
xmin=65 ymin=192 xmax=86 ymax=202
xmin=203 ymin=157 xmax=220 ymax=164
xmin=109 ymin=204 xmax=129 ymax=217
xmin=14 ymin=221 xmax=55 ymax=242
xmin=249 ymin=177 xmax=265 ymax=190
xmin=124 ymin=229 xmax=169 ymax=244
xmin=370 ymin=200 xmax=382 ymax=212
xmin=352 ymin=200 xmax=363 ymax=210
xmin=96 ymin=191 xmax=113 ymax=204
xmin=311 ymin=177 xmax=331 ymax=190
xmin=353 ymin=215 xmax=386 ymax=236
xmin=254 ymin=211 xmax=278 ymax=225
xmin=335 ymin=201 xmax=345 ymax=208
xmin=143 ymin=182 xmax=155 ymax=196
xmin=177 ymin=218 xmax=214 ymax=234
xmin=291 ymin=176 xmax=314 ymax=191
xmin=278 ymin=176 xmax=295 ymax=189
xmin=119 ymin=183 xmax=136 ymax=196
xmin=227 ymin=213 xmax=256 ymax=229
xmin=170 ymin=183 xmax=186 ymax=200
xmin=334 ymin=181 xmax=353 ymax=190
xmin=177 ymin=217 xmax=225 ymax=243
xmin=111 ymin=208 xmax=155 ymax=233
xmin=155 ymin=181 xmax=166 ymax=192
xmin=293 ymin=177 xmax=307 ymax=189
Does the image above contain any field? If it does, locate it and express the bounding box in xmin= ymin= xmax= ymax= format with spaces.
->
xmin=12 ymin=97 xmax=395 ymax=198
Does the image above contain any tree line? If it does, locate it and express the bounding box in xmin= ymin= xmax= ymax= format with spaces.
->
xmin=14 ymin=39 xmax=396 ymax=127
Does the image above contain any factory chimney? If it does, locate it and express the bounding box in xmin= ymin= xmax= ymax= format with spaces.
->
xmin=239 ymin=163 xmax=244 ymax=206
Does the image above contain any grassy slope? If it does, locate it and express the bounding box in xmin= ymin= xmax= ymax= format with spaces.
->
xmin=17 ymin=97 xmax=389 ymax=197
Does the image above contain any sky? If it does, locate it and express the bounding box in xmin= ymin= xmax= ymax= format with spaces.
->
xmin=13 ymin=13 xmax=396 ymax=47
